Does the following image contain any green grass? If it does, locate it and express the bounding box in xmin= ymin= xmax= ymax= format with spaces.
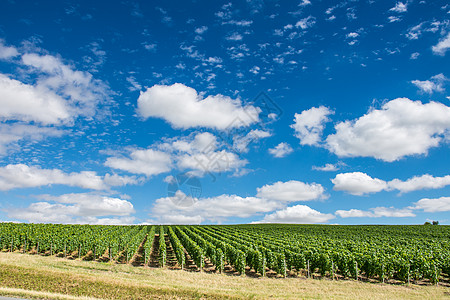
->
xmin=1 ymin=252 xmax=449 ymax=299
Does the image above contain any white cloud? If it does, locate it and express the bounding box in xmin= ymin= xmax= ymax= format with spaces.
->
xmin=432 ymin=33 xmax=450 ymax=56
xmin=195 ymin=26 xmax=208 ymax=34
xmin=232 ymin=129 xmax=271 ymax=153
xmin=105 ymin=149 xmax=172 ymax=176
xmin=326 ymin=98 xmax=450 ymax=161
xmin=21 ymin=53 xmax=109 ymax=119
xmin=255 ymin=205 xmax=335 ymax=224
xmin=370 ymin=207 xmax=414 ymax=217
xmin=0 ymin=42 xmax=111 ymax=156
xmin=389 ymin=174 xmax=450 ymax=193
xmin=295 ymin=16 xmax=316 ymax=30
xmin=103 ymin=173 xmax=143 ymax=187
xmin=299 ymin=0 xmax=311 ymax=7
xmin=7 ymin=202 xmax=78 ymax=224
xmin=137 ymin=83 xmax=260 ymax=130
xmin=159 ymin=214 xmax=202 ymax=225
xmin=152 ymin=191 xmax=281 ymax=224
xmin=268 ymin=142 xmax=293 ymax=158
xmin=312 ymin=163 xmax=339 ymax=171
xmin=38 ymin=193 xmax=135 ymax=216
xmin=335 ymin=209 xmax=370 ymax=218
xmin=346 ymin=32 xmax=359 ymax=39
xmin=388 ymin=16 xmax=401 ymax=23
xmin=143 ymin=43 xmax=157 ymax=52
xmin=332 ymin=172 xmax=450 ymax=195
xmin=152 ymin=179 xmax=327 ymax=224
xmin=249 ymin=66 xmax=260 ymax=74
xmin=162 ymin=132 xmax=248 ymax=175
xmin=0 ymin=40 xmax=19 ymax=60
xmin=0 ymin=164 xmax=138 ymax=191
xmin=177 ymin=150 xmax=247 ymax=175
xmin=410 ymin=52 xmax=420 ymax=59
xmin=336 ymin=207 xmax=415 ymax=218
xmin=406 ymin=21 xmax=447 ymax=41
xmin=411 ymin=73 xmax=448 ymax=94
xmin=0 ymin=124 xmax=63 ymax=155
xmin=413 ymin=197 xmax=450 ymax=212
xmin=6 ymin=193 xmax=135 ymax=224
xmin=85 ymin=216 xmax=136 ymax=225
xmin=126 ymin=76 xmax=142 ymax=91
xmin=226 ymin=32 xmax=243 ymax=41
xmin=0 ymin=74 xmax=71 ymax=125
xmin=256 ymin=180 xmax=326 ymax=202
xmin=406 ymin=23 xmax=423 ymax=40
xmin=332 ymin=172 xmax=388 ymax=196
xmin=389 ymin=2 xmax=408 ymax=13
xmin=106 ymin=132 xmax=248 ymax=177
xmin=291 ymin=106 xmax=333 ymax=146
xmin=224 ymin=20 xmax=253 ymax=26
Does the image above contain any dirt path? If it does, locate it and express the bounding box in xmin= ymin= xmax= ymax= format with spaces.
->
xmin=164 ymin=234 xmax=180 ymax=269
xmin=147 ymin=234 xmax=160 ymax=268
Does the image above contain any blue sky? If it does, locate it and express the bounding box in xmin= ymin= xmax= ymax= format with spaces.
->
xmin=0 ymin=0 xmax=449 ymax=225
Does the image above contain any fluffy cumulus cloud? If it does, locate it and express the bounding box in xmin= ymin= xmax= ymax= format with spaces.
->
xmin=22 ymin=53 xmax=109 ymax=117
xmin=0 ymin=74 xmax=71 ymax=125
xmin=151 ymin=179 xmax=326 ymax=224
xmin=256 ymin=180 xmax=326 ymax=202
xmin=0 ymin=164 xmax=138 ymax=191
xmin=156 ymin=214 xmax=203 ymax=225
xmin=255 ymin=205 xmax=335 ymax=224
xmin=106 ymin=132 xmax=248 ymax=177
xmin=166 ymin=132 xmax=248 ymax=175
xmin=137 ymin=83 xmax=260 ymax=130
xmin=38 ymin=193 xmax=135 ymax=216
xmin=332 ymin=172 xmax=450 ymax=195
xmin=335 ymin=207 xmax=415 ymax=218
xmin=105 ymin=149 xmax=172 ymax=176
xmin=432 ymin=33 xmax=450 ymax=56
xmin=20 ymin=53 xmax=109 ymax=119
xmin=0 ymin=40 xmax=19 ymax=60
xmin=6 ymin=193 xmax=135 ymax=224
xmin=152 ymin=191 xmax=281 ymax=224
xmin=326 ymin=98 xmax=450 ymax=162
xmin=291 ymin=106 xmax=333 ymax=146
xmin=332 ymin=172 xmax=388 ymax=196
xmin=411 ymin=74 xmax=448 ymax=94
xmin=268 ymin=142 xmax=293 ymax=158
xmin=413 ymin=197 xmax=450 ymax=212
xmin=0 ymin=41 xmax=110 ymax=157
xmin=388 ymin=174 xmax=450 ymax=193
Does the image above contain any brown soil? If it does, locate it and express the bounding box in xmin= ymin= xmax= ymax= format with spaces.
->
xmin=82 ymin=250 xmax=94 ymax=261
xmin=148 ymin=234 xmax=160 ymax=268
xmin=164 ymin=234 xmax=181 ymax=270
xmin=129 ymin=234 xmax=147 ymax=266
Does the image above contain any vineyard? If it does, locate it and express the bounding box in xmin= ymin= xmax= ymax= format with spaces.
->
xmin=1 ymin=223 xmax=450 ymax=285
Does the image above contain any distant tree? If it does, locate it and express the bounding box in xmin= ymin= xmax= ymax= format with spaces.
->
xmin=424 ymin=221 xmax=431 ymax=225
xmin=432 ymin=221 xmax=439 ymax=225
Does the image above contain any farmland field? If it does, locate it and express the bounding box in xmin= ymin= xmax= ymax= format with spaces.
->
xmin=1 ymin=223 xmax=450 ymax=287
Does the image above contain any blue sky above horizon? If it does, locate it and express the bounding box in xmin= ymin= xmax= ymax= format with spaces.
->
xmin=0 ymin=0 xmax=449 ymax=225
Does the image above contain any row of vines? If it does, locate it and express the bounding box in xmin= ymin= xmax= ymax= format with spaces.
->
xmin=1 ymin=223 xmax=449 ymax=284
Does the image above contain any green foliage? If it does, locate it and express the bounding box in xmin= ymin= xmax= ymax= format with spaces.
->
xmin=1 ymin=223 xmax=449 ymax=283
xmin=159 ymin=226 xmax=166 ymax=267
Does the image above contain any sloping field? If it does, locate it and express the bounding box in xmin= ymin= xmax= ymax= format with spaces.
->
xmin=1 ymin=252 xmax=449 ymax=300
xmin=2 ymin=223 xmax=450 ymax=284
